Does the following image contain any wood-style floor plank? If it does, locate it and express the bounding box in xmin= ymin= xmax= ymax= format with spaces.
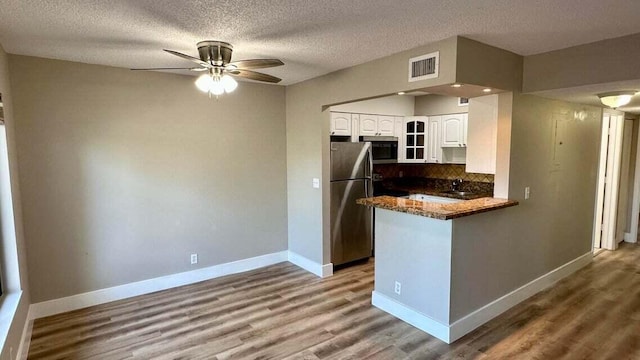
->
xmin=28 ymin=243 xmax=640 ymax=359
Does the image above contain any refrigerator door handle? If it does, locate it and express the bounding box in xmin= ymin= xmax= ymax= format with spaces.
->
xmin=365 ymin=147 xmax=373 ymax=197
xmin=365 ymin=178 xmax=369 ymax=198
xmin=367 ymin=147 xmax=373 ymax=178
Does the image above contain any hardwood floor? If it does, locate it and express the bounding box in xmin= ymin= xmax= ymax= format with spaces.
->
xmin=27 ymin=243 xmax=640 ymax=359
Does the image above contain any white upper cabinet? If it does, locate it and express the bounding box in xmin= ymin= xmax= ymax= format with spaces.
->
xmin=377 ymin=116 xmax=395 ymax=136
xmin=427 ymin=116 xmax=443 ymax=163
xmin=402 ymin=116 xmax=428 ymax=163
xmin=359 ymin=114 xmax=378 ymax=136
xmin=330 ymin=112 xmax=352 ymax=136
xmin=359 ymin=114 xmax=396 ymax=136
xmin=466 ymin=94 xmax=498 ymax=174
xmin=441 ymin=113 xmax=467 ymax=147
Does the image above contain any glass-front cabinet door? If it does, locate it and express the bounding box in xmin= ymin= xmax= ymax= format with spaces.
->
xmin=403 ymin=117 xmax=427 ymax=163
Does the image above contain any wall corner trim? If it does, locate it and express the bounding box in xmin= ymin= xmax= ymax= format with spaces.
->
xmin=372 ymin=291 xmax=451 ymax=343
xmin=448 ymin=251 xmax=593 ymax=342
xmin=288 ymin=251 xmax=333 ymax=278
xmin=28 ymin=250 xmax=289 ymax=320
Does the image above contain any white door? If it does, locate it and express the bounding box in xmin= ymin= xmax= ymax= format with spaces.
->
xmin=359 ymin=115 xmax=378 ymax=136
xmin=330 ymin=113 xmax=352 ymax=136
xmin=462 ymin=113 xmax=468 ymax=146
xmin=403 ymin=116 xmax=427 ymax=163
xmin=377 ymin=116 xmax=395 ymax=136
xmin=441 ymin=114 xmax=464 ymax=147
xmin=594 ymin=112 xmax=625 ymax=251
xmin=427 ymin=116 xmax=442 ymax=163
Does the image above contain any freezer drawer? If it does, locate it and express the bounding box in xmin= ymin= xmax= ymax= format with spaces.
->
xmin=330 ymin=179 xmax=372 ymax=266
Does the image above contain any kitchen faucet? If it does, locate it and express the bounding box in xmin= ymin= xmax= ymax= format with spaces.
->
xmin=452 ymin=178 xmax=463 ymax=191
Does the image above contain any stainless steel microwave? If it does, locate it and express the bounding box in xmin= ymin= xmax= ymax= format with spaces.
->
xmin=360 ymin=136 xmax=398 ymax=164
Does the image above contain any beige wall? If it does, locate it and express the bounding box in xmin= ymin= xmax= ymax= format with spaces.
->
xmin=330 ymin=95 xmax=415 ymax=116
xmin=0 ymin=44 xmax=30 ymax=359
xmin=451 ymin=94 xmax=602 ymax=320
xmin=455 ymin=37 xmax=523 ymax=92
xmin=9 ymin=55 xmax=288 ymax=302
xmin=414 ymin=94 xmax=466 ymax=116
xmin=523 ymin=33 xmax=640 ymax=92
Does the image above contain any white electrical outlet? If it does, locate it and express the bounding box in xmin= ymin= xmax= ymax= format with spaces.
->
xmin=524 ymin=187 xmax=530 ymax=200
xmin=312 ymin=178 xmax=320 ymax=189
xmin=190 ymin=253 xmax=198 ymax=265
xmin=394 ymin=281 xmax=402 ymax=295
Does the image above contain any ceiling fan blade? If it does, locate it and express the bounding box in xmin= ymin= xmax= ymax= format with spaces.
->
xmin=131 ymin=67 xmax=207 ymax=71
xmin=226 ymin=59 xmax=284 ymax=70
xmin=163 ymin=49 xmax=211 ymax=68
xmin=228 ymin=69 xmax=282 ymax=83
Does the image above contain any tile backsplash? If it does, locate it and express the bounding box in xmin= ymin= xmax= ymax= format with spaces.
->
xmin=374 ymin=163 xmax=494 ymax=183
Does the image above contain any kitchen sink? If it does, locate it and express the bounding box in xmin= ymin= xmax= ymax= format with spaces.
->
xmin=440 ymin=190 xmax=476 ymax=196
xmin=404 ymin=194 xmax=462 ymax=204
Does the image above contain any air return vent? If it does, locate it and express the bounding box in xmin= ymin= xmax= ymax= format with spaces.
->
xmin=408 ymin=51 xmax=439 ymax=82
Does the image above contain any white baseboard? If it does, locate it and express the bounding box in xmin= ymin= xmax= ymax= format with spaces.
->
xmin=448 ymin=251 xmax=592 ymax=342
xmin=288 ymin=251 xmax=333 ymax=277
xmin=371 ymin=291 xmax=450 ymax=343
xmin=623 ymin=232 xmax=636 ymax=243
xmin=372 ymin=252 xmax=592 ymax=344
xmin=29 ymin=250 xmax=288 ymax=320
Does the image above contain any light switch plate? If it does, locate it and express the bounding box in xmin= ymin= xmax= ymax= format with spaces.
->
xmin=524 ymin=187 xmax=530 ymax=199
xmin=312 ymin=178 xmax=320 ymax=188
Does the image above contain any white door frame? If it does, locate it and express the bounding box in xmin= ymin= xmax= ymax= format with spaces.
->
xmin=593 ymin=114 xmax=610 ymax=250
xmin=628 ymin=119 xmax=640 ymax=244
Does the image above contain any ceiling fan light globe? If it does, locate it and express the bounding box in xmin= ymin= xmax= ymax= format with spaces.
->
xmin=221 ymin=75 xmax=238 ymax=93
xmin=598 ymin=91 xmax=637 ymax=108
xmin=210 ymin=80 xmax=225 ymax=96
xmin=600 ymin=94 xmax=632 ymax=108
xmin=195 ymin=74 xmax=213 ymax=92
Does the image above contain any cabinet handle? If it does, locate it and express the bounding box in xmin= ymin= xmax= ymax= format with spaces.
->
xmin=331 ymin=131 xmax=335 ymax=135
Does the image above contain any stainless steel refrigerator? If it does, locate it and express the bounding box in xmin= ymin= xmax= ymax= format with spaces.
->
xmin=330 ymin=141 xmax=373 ymax=266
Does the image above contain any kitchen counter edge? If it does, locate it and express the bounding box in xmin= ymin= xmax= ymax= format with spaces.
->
xmin=356 ymin=195 xmax=519 ymax=220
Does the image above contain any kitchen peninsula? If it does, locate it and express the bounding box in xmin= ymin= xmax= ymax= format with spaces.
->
xmin=357 ymin=195 xmax=518 ymax=343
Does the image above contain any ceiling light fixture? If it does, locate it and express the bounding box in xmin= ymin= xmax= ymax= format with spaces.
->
xmin=598 ymin=91 xmax=637 ymax=108
xmin=451 ymin=83 xmax=463 ymax=88
xmin=196 ymin=68 xmax=238 ymax=97
xmin=482 ymin=88 xmax=492 ymax=93
xmin=397 ymin=92 xmax=406 ymax=95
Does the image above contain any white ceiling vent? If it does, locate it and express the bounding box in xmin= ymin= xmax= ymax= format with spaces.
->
xmin=408 ymin=51 xmax=439 ymax=82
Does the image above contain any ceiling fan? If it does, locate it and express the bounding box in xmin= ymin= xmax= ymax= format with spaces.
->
xmin=132 ymin=41 xmax=284 ymax=96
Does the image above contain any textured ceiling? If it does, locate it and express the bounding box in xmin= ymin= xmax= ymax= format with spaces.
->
xmin=1 ymin=1 xmax=640 ymax=85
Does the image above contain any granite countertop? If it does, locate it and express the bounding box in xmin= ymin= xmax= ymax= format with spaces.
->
xmin=356 ymin=195 xmax=518 ymax=220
